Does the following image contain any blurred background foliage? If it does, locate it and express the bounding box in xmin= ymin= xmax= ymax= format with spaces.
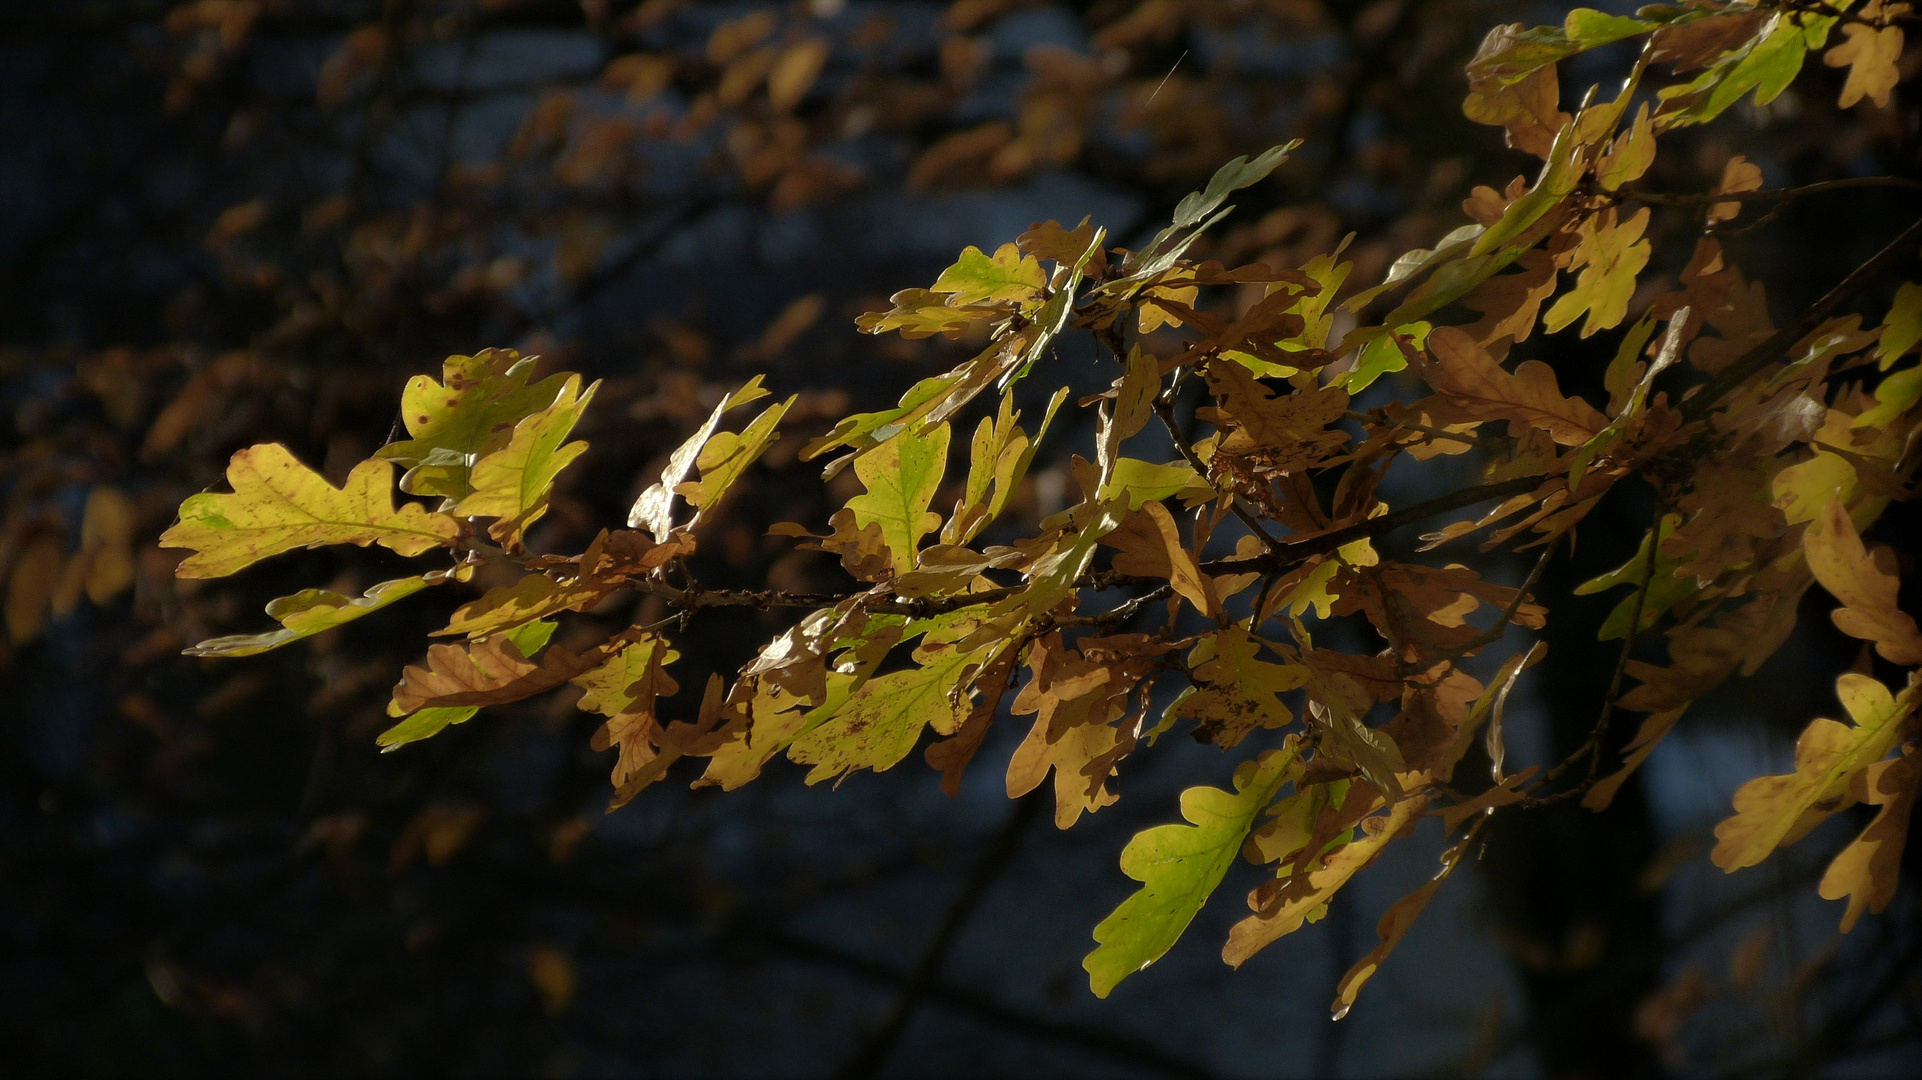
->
xmin=2 ymin=0 xmax=1919 ymax=1076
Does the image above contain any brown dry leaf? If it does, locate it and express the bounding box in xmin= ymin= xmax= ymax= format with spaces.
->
xmin=389 ymin=802 xmax=486 ymax=874
xmin=1330 ymin=876 xmax=1445 ymax=1020
xmin=1707 ymin=156 xmax=1763 ymax=225
xmin=1650 ymin=8 xmax=1768 ymax=70
xmin=390 ymin=635 xmax=598 ymax=715
xmin=1006 ymin=635 xmax=1136 ymax=826
xmin=1202 ymin=361 xmax=1350 ymax=473
xmin=768 ymin=38 xmax=829 ymax=111
xmin=1100 ymin=502 xmax=1213 ymax=613
xmin=1621 ymin=627 xmax=1744 ymax=712
xmin=1423 ymin=327 xmax=1607 ymax=445
xmin=1804 ymin=499 xmax=1922 ymax=665
xmin=1819 ymin=746 xmax=1918 ymax=931
xmin=1584 ymin=708 xmax=1687 ymax=812
xmin=1460 ymin=249 xmax=1556 ymax=348
xmin=927 ymin=648 xmax=1016 ymax=797
xmin=1441 ymin=767 xmax=1538 ymax=831
xmin=317 ymin=25 xmax=387 ymax=107
xmin=1463 ymin=64 xmax=1569 ymax=159
xmin=1018 ymin=216 xmax=1106 ymax=277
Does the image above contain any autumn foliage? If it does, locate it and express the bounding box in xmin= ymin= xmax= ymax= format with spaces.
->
xmin=149 ymin=0 xmax=1922 ymax=1017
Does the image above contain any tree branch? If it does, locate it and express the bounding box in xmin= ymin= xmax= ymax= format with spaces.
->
xmin=1681 ymin=214 xmax=1922 ymax=423
xmin=833 ymin=788 xmax=1048 ymax=1080
xmin=1628 ymin=176 xmax=1922 ymax=206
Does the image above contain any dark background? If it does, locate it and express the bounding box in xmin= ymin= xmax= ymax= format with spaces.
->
xmin=3 ymin=1 xmax=1920 ymax=1076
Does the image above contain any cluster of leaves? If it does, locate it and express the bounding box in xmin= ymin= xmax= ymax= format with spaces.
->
xmin=161 ymin=0 xmax=1922 ymax=1016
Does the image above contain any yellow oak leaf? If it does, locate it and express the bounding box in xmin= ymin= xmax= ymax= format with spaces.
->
xmin=376 ymin=348 xmax=570 ymax=502
xmin=1169 ymin=627 xmax=1307 ymax=748
xmin=1224 ymin=794 xmax=1428 ymax=966
xmin=930 ymin=242 xmax=1046 ymax=306
xmin=1805 ymin=499 xmax=1922 ymax=665
xmin=1824 ymin=22 xmax=1903 ymax=109
xmin=1711 ymin=673 xmax=1917 ymax=871
xmin=161 ymin=444 xmax=459 ymax=579
xmin=629 ymin=375 xmax=770 ymax=542
xmin=788 ymin=636 xmax=989 ymax=784
xmin=455 ymin=373 xmax=598 ymax=545
xmin=1595 ymin=102 xmax=1655 ymax=191
xmin=1818 ymin=747 xmax=1918 ymax=932
xmin=676 ymin=394 xmax=796 ymax=525
xmin=188 ymin=573 xmax=451 ymax=657
xmin=1543 ymin=207 xmax=1651 ymax=338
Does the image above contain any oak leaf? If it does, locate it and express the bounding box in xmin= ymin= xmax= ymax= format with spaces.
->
xmin=1084 ymin=745 xmax=1299 ymax=998
xmin=930 ymin=243 xmax=1047 ymax=305
xmin=1711 ymin=673 xmax=1917 ymax=871
xmin=1330 ymin=875 xmax=1446 ymax=1020
xmin=789 ymin=624 xmax=999 ymax=785
xmin=389 ymin=627 xmax=597 ymax=716
xmin=1424 ymin=327 xmax=1607 ymax=445
xmin=377 ymin=620 xmax=557 ymax=748
xmin=1100 ymin=502 xmax=1212 ymax=614
xmin=1804 ymin=499 xmax=1922 ymax=665
xmin=376 ymin=349 xmax=569 ymax=502
xmin=628 ymin=375 xmax=771 ymax=541
xmin=189 ymin=573 xmax=450 ymax=657
xmin=1818 ymin=747 xmax=1918 ymax=932
xmin=845 ymin=424 xmax=951 ymax=576
xmin=1170 ymin=627 xmax=1306 ymax=748
xmin=161 ymin=444 xmax=459 ymax=579
xmin=455 ymin=374 xmax=598 ymax=545
xmin=1824 ymin=22 xmax=1903 ymax=109
xmin=1543 ymin=207 xmax=1651 ymax=338
xmin=1224 ymin=795 xmax=1428 ymax=966
xmin=676 ymin=394 xmax=796 ymax=524
xmin=1202 ymin=361 xmax=1349 ymax=473
xmin=1873 ymin=282 xmax=1922 ymax=370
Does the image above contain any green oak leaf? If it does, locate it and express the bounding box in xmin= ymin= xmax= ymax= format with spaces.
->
xmin=845 ymin=423 xmax=951 ymax=576
xmin=1084 ymin=744 xmax=1300 ymax=997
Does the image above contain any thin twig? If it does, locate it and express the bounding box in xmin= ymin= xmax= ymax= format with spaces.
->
xmin=1681 ymin=214 xmax=1922 ymax=423
xmin=1153 ymin=394 xmax=1282 ymax=547
xmin=1343 ymin=409 xmax=1480 ymax=447
xmin=1627 ymin=176 xmax=1922 ymax=206
xmin=1201 ymin=474 xmax=1545 ymax=576
xmin=1535 ymin=509 xmax=1663 ymax=798
xmin=833 ymin=789 xmax=1048 ymax=1080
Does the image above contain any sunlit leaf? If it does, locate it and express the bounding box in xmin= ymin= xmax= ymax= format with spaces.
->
xmin=1084 ymin=744 xmax=1299 ymax=998
xmin=161 ymin=444 xmax=459 ymax=579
